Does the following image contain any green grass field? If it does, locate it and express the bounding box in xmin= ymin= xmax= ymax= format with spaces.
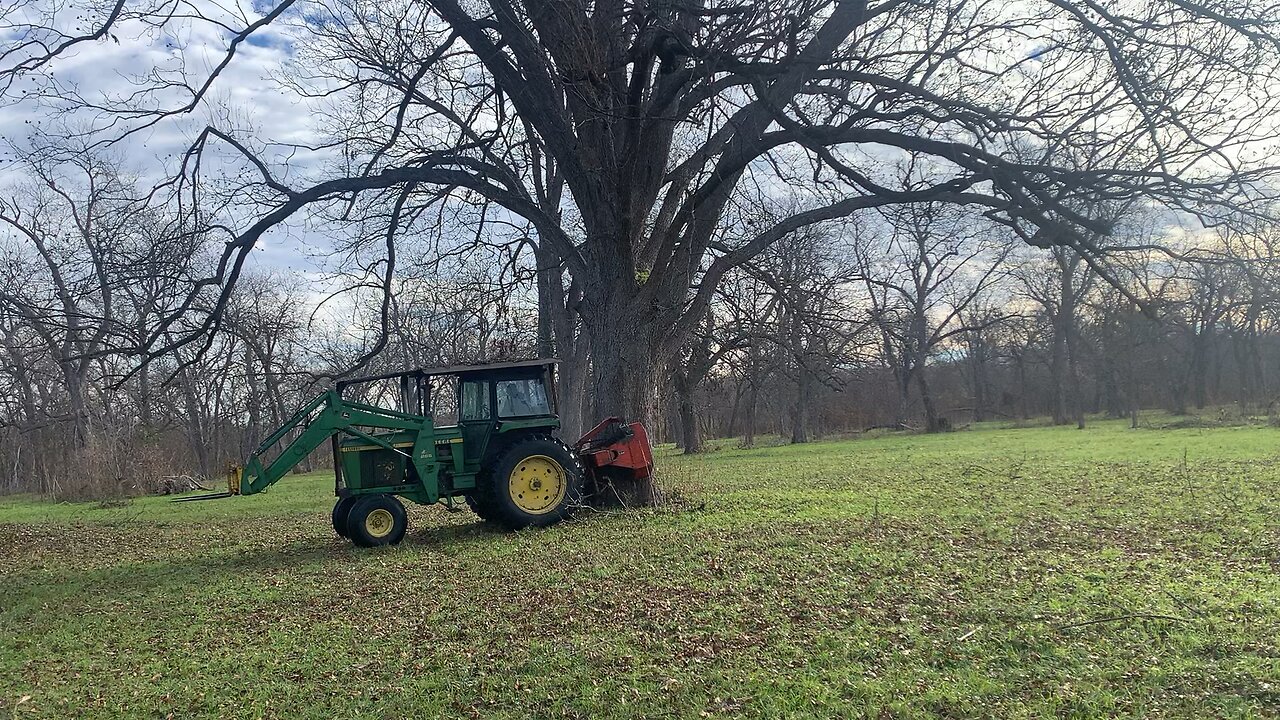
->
xmin=3 ymin=419 xmax=1279 ymax=718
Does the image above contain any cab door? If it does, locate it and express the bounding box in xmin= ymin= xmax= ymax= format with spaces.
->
xmin=458 ymin=377 xmax=495 ymax=467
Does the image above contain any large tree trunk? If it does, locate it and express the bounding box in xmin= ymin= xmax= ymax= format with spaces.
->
xmin=137 ymin=362 xmax=152 ymax=428
xmin=791 ymin=358 xmax=811 ymax=443
xmin=676 ymin=376 xmax=702 ymax=454
xmin=581 ymin=292 xmax=667 ymax=505
xmin=1191 ymin=331 xmax=1210 ymax=409
xmin=1050 ymin=314 xmax=1070 ymax=425
xmin=1069 ymin=344 xmax=1085 ymax=430
xmin=577 ymin=247 xmax=691 ymax=430
xmin=534 ymin=242 xmax=592 ymax=440
xmin=1050 ymin=250 xmax=1081 ymax=426
xmin=894 ymin=365 xmax=912 ymax=428
xmin=915 ymin=362 xmax=942 ymax=432
xmin=586 ymin=321 xmax=663 ymax=429
xmin=61 ymin=361 xmax=90 ymax=449
xmin=557 ymin=347 xmax=590 ymax=441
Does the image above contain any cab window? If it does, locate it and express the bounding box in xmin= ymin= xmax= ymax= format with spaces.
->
xmin=460 ymin=380 xmax=491 ymax=421
xmin=496 ymin=378 xmax=550 ymax=418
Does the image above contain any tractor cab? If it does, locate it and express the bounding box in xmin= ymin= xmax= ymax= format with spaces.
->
xmin=335 ymin=359 xmax=558 ymax=427
xmin=454 ymin=361 xmax=559 ymax=466
xmin=454 ymin=361 xmax=559 ymax=424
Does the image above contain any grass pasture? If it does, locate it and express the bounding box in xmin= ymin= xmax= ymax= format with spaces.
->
xmin=2 ymin=419 xmax=1279 ymax=718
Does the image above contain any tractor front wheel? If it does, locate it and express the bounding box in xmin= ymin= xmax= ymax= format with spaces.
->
xmin=484 ymin=437 xmax=583 ymax=530
xmin=346 ymin=494 xmax=408 ymax=547
xmin=331 ymin=496 xmax=359 ymax=538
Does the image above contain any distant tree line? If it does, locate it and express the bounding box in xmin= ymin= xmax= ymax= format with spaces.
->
xmin=659 ymin=203 xmax=1280 ymax=451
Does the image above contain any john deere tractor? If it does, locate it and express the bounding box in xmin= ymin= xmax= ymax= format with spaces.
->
xmin=179 ymin=359 xmax=654 ymax=547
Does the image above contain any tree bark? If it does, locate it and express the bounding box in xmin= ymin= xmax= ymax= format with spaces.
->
xmin=62 ymin=363 xmax=90 ymax=448
xmin=1050 ymin=314 xmax=1070 ymax=425
xmin=676 ymin=376 xmax=702 ymax=453
xmin=137 ymin=363 xmax=152 ymax=428
xmin=916 ymin=363 xmax=941 ymax=432
xmin=534 ymin=241 xmax=592 ymax=439
xmin=587 ymin=326 xmax=663 ymax=430
xmin=1069 ymin=343 xmax=1085 ymax=430
xmin=791 ymin=355 xmax=811 ymax=443
xmin=894 ymin=365 xmax=912 ymax=429
xmin=1050 ymin=249 xmax=1082 ymax=426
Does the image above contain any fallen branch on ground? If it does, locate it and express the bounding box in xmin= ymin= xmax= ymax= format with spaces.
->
xmin=1055 ymin=613 xmax=1186 ymax=631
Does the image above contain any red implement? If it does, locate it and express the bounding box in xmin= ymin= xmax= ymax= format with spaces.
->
xmin=574 ymin=417 xmax=655 ymax=485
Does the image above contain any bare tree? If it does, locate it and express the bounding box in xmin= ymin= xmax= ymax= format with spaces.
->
xmin=0 ymin=146 xmax=222 ymax=495
xmin=856 ymin=202 xmax=1011 ymax=431
xmin=1016 ymin=245 xmax=1095 ymax=427
xmin=1217 ymin=225 xmax=1280 ymax=403
xmin=0 ymin=149 xmax=141 ymax=445
xmin=736 ymin=228 xmax=864 ymax=443
xmin=958 ymin=302 xmax=1012 ymax=423
xmin=714 ymin=267 xmax=781 ymax=447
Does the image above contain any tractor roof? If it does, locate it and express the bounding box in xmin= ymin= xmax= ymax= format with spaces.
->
xmin=337 ymin=358 xmax=558 ymax=388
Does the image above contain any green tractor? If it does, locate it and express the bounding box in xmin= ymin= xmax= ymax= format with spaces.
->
xmin=180 ymin=359 xmax=655 ymax=547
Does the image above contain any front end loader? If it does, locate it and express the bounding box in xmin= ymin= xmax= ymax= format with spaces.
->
xmin=178 ymin=359 xmax=655 ymax=547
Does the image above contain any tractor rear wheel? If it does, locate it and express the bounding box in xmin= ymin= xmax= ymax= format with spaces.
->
xmin=484 ymin=436 xmax=583 ymax=530
xmin=465 ymin=493 xmax=498 ymax=523
xmin=331 ymin=496 xmax=359 ymax=537
xmin=346 ymin=494 xmax=408 ymax=547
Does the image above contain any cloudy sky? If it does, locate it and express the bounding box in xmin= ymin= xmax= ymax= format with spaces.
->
xmin=0 ymin=0 xmax=1260 ymax=286
xmin=0 ymin=0 xmax=331 ymax=274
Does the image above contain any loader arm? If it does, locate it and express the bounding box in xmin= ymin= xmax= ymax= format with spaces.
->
xmin=236 ymin=390 xmax=429 ymax=495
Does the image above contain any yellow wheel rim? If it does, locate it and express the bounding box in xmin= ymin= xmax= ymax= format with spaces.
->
xmin=509 ymin=455 xmax=567 ymax=515
xmin=365 ymin=508 xmax=395 ymax=538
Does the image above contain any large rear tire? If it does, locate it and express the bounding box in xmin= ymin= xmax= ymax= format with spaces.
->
xmin=465 ymin=493 xmax=498 ymax=523
xmin=346 ymin=494 xmax=408 ymax=548
xmin=483 ymin=436 xmax=582 ymax=530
